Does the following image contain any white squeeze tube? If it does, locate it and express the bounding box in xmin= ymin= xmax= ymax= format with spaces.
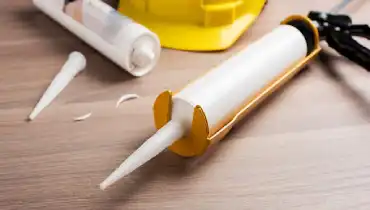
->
xmin=33 ymin=0 xmax=160 ymax=77
xmin=100 ymin=24 xmax=310 ymax=190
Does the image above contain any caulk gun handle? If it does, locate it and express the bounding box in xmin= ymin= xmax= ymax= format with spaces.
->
xmin=326 ymin=28 xmax=370 ymax=71
xmin=308 ymin=11 xmax=370 ymax=71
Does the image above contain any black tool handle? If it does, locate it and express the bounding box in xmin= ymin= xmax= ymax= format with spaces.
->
xmin=326 ymin=29 xmax=370 ymax=71
xmin=349 ymin=25 xmax=370 ymax=40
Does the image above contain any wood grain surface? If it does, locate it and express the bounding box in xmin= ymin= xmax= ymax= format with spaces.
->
xmin=1 ymin=0 xmax=370 ymax=209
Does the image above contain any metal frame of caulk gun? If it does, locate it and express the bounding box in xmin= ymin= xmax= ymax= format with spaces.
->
xmin=153 ymin=15 xmax=322 ymax=157
xmin=33 ymin=0 xmax=160 ymax=77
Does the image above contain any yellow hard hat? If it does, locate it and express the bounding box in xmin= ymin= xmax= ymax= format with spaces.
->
xmin=118 ymin=0 xmax=267 ymax=51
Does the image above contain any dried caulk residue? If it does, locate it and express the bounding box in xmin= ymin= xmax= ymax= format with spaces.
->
xmin=116 ymin=94 xmax=140 ymax=108
xmin=73 ymin=112 xmax=92 ymax=122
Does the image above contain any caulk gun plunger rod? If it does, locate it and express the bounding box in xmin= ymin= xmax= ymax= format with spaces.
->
xmin=100 ymin=121 xmax=185 ymax=190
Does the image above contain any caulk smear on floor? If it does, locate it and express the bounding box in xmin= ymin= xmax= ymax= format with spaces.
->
xmin=116 ymin=94 xmax=140 ymax=108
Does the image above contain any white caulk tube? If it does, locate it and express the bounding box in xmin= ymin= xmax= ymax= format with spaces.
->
xmin=29 ymin=52 xmax=86 ymax=120
xmin=33 ymin=0 xmax=160 ymax=77
xmin=101 ymin=23 xmax=313 ymax=189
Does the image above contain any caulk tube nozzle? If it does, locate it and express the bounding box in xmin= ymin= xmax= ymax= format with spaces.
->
xmin=28 ymin=52 xmax=86 ymax=120
xmin=100 ymin=121 xmax=185 ymax=190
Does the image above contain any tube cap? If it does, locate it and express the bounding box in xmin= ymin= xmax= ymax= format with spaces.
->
xmin=131 ymin=45 xmax=156 ymax=68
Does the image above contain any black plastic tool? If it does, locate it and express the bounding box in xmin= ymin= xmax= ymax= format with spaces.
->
xmin=308 ymin=11 xmax=370 ymax=71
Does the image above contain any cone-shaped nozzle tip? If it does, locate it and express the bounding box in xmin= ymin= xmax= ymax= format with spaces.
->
xmin=100 ymin=121 xmax=185 ymax=190
xmin=28 ymin=52 xmax=86 ymax=121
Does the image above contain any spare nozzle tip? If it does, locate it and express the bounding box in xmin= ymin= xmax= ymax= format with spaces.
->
xmin=69 ymin=51 xmax=87 ymax=72
xmin=28 ymin=113 xmax=36 ymax=121
xmin=28 ymin=102 xmax=44 ymax=121
xmin=28 ymin=51 xmax=86 ymax=121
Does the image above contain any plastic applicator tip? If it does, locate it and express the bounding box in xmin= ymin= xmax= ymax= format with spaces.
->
xmin=99 ymin=121 xmax=185 ymax=189
xmin=28 ymin=51 xmax=86 ymax=121
xmin=99 ymin=180 xmax=110 ymax=191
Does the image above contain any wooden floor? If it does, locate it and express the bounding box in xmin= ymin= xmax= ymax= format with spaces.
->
xmin=1 ymin=0 xmax=370 ymax=209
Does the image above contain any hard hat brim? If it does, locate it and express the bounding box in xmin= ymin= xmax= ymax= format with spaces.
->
xmin=118 ymin=2 xmax=266 ymax=51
